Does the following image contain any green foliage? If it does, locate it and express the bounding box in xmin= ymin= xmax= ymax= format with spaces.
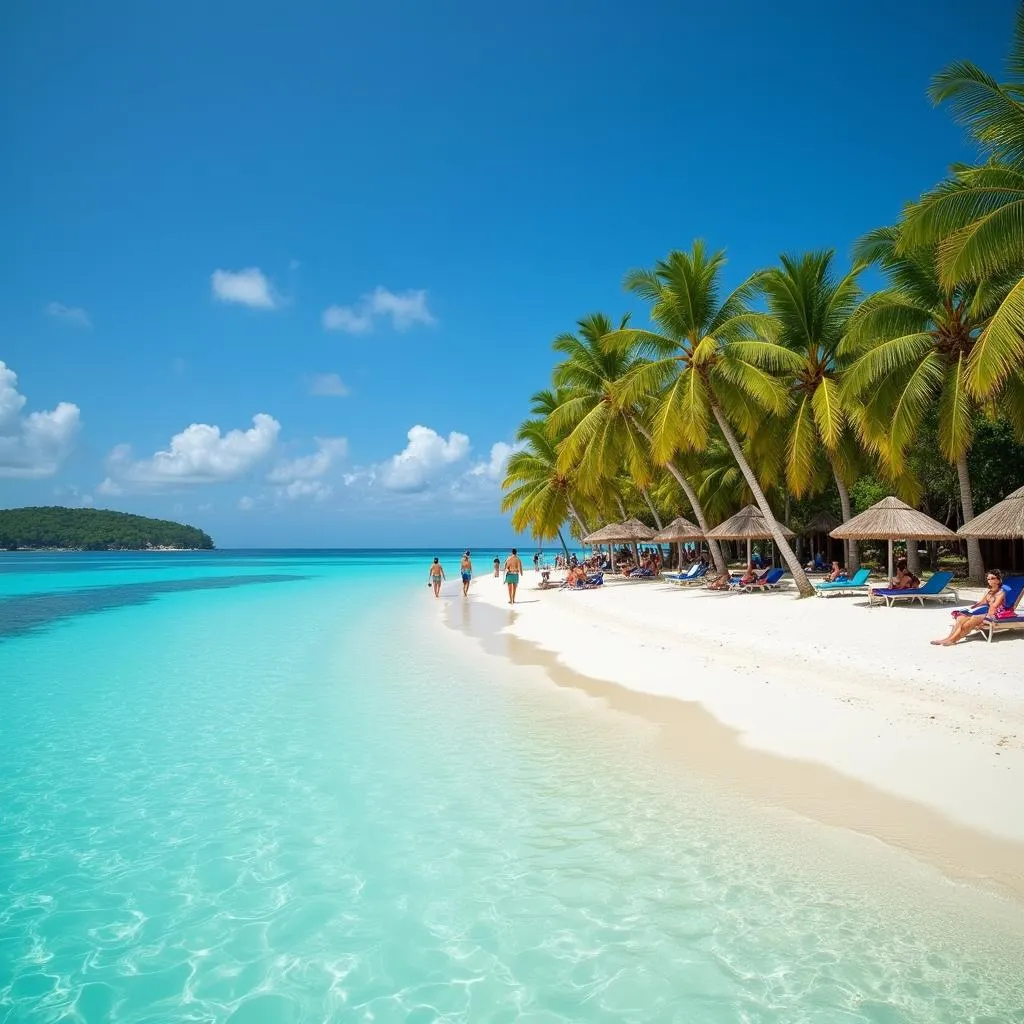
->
xmin=0 ymin=507 xmax=214 ymax=551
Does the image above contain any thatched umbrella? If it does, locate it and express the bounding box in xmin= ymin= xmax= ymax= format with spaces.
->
xmin=957 ymin=485 xmax=1024 ymax=539
xmin=830 ymin=496 xmax=956 ymax=579
xmin=582 ymin=520 xmax=655 ymax=569
xmin=582 ymin=523 xmax=624 ymax=545
xmin=653 ymin=515 xmax=705 ymax=569
xmin=706 ymin=504 xmax=794 ymax=565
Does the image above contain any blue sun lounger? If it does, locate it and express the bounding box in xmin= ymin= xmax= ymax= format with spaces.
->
xmin=665 ymin=564 xmax=708 ymax=586
xmin=815 ymin=566 xmax=871 ymax=597
xmin=978 ymin=577 xmax=1024 ymax=642
xmin=727 ymin=568 xmax=771 ymax=593
xmin=869 ymin=570 xmax=957 ymax=607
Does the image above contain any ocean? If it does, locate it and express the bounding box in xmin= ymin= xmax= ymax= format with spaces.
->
xmin=1 ymin=549 xmax=1022 ymax=1023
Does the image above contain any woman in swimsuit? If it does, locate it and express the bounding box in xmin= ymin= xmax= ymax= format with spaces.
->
xmin=931 ymin=570 xmax=1005 ymax=646
xmin=429 ymin=557 xmax=445 ymax=598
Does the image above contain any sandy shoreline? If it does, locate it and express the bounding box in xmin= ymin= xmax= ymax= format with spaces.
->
xmin=443 ymin=567 xmax=1024 ymax=896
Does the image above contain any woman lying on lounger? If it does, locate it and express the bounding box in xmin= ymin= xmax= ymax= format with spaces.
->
xmin=931 ymin=570 xmax=1004 ymax=646
xmin=825 ymin=561 xmax=846 ymax=583
xmin=707 ymin=563 xmax=757 ymax=591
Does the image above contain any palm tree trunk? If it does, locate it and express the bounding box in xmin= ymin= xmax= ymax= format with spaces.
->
xmin=831 ymin=464 xmax=860 ymax=572
xmin=556 ymin=525 xmax=570 ymax=560
xmin=613 ymin=494 xmax=638 ymax=564
xmin=629 ymin=416 xmax=727 ymax=575
xmin=566 ymin=500 xmax=590 ymax=539
xmin=711 ymin=405 xmax=815 ymax=597
xmin=956 ymin=452 xmax=985 ymax=584
xmin=640 ymin=487 xmax=666 ymax=562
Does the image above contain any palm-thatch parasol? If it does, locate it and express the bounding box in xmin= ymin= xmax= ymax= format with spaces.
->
xmin=957 ymin=484 xmax=1024 ymax=539
xmin=830 ymin=496 xmax=956 ymax=579
xmin=582 ymin=523 xmax=625 ymax=545
xmin=652 ymin=515 xmax=705 ymax=569
xmin=652 ymin=516 xmax=704 ymax=542
xmin=805 ymin=510 xmax=840 ymax=534
xmin=706 ymin=504 xmax=794 ymax=564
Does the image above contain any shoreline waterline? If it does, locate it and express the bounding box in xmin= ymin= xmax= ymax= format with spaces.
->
xmin=441 ymin=585 xmax=1024 ymax=902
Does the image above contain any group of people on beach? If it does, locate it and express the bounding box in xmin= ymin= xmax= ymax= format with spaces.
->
xmin=427 ymin=548 xmax=527 ymax=604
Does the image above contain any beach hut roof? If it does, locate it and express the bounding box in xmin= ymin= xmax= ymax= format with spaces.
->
xmin=705 ymin=504 xmax=795 ymax=540
xmin=582 ymin=522 xmax=624 ymax=544
xmin=830 ymin=496 xmax=956 ymax=540
xmin=616 ymin=517 xmax=657 ymax=541
xmin=652 ymin=515 xmax=704 ymax=542
xmin=957 ymin=484 xmax=1024 ymax=539
xmin=804 ymin=510 xmax=841 ymax=534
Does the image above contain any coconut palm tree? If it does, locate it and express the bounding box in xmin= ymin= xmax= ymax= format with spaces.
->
xmin=548 ymin=312 xmax=730 ymax=575
xmin=752 ymin=251 xmax=864 ymax=569
xmin=606 ymin=242 xmax=815 ymax=596
xmin=900 ymin=5 xmax=1024 ymax=399
xmin=501 ymin=389 xmax=592 ymax=542
xmin=841 ymin=225 xmax=1023 ymax=582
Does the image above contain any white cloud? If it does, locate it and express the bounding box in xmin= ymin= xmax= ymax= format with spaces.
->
xmin=280 ymin=479 xmax=331 ymax=501
xmin=470 ymin=441 xmax=516 ymax=482
xmin=381 ymin=425 xmax=470 ymax=492
xmin=0 ymin=361 xmax=82 ymax=478
xmin=238 ymin=495 xmax=254 ymax=511
xmin=322 ymin=287 xmax=435 ymax=334
xmin=267 ymin=436 xmax=347 ymax=484
xmin=46 ymin=302 xmax=92 ymax=328
xmin=309 ymin=372 xmax=350 ymax=397
xmin=211 ymin=268 xmax=277 ymax=309
xmin=103 ymin=413 xmax=280 ymax=489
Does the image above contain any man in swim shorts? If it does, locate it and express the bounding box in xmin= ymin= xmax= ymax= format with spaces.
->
xmin=428 ymin=557 xmax=445 ymax=598
xmin=460 ymin=550 xmax=473 ymax=597
xmin=504 ymin=548 xmax=523 ymax=604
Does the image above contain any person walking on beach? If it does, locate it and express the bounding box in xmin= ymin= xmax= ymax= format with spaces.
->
xmin=504 ymin=548 xmax=524 ymax=604
xmin=460 ymin=550 xmax=473 ymax=597
xmin=533 ymin=552 xmax=540 ymax=573
xmin=428 ymin=557 xmax=445 ymax=598
xmin=493 ymin=556 xmax=500 ymax=577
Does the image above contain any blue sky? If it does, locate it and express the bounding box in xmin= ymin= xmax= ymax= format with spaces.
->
xmin=0 ymin=0 xmax=1014 ymax=547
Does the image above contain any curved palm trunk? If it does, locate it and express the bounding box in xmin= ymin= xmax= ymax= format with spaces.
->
xmin=640 ymin=486 xmax=666 ymax=562
xmin=566 ymin=499 xmax=590 ymax=539
xmin=956 ymin=453 xmax=985 ymax=584
xmin=556 ymin=525 xmax=570 ymax=560
xmin=831 ymin=465 xmax=860 ymax=572
xmin=711 ymin=405 xmax=815 ymax=597
xmin=630 ymin=417 xmax=727 ymax=575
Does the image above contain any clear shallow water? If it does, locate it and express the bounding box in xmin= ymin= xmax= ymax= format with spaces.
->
xmin=1 ymin=551 xmax=1022 ymax=1023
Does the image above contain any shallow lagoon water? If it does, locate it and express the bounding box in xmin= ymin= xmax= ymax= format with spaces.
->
xmin=1 ymin=551 xmax=1022 ymax=1022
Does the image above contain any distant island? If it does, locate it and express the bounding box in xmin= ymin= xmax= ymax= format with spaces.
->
xmin=0 ymin=507 xmax=215 ymax=551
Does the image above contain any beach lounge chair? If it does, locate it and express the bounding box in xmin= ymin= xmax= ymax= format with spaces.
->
xmin=815 ymin=566 xmax=871 ymax=597
xmin=663 ymin=564 xmax=701 ymax=583
xmin=728 ymin=568 xmax=771 ymax=593
xmin=562 ymin=572 xmax=604 ymax=590
xmin=980 ymin=577 xmax=1024 ymax=642
xmin=754 ymin=567 xmax=787 ymax=591
xmin=670 ymin=565 xmax=709 ymax=587
xmin=869 ymin=570 xmax=958 ymax=608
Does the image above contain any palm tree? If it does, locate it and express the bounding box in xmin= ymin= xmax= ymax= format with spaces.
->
xmin=607 ymin=242 xmax=815 ymax=596
xmin=548 ymin=312 xmax=730 ymax=575
xmin=841 ymin=226 xmax=1021 ymax=582
xmin=501 ymin=389 xmax=592 ymax=543
xmin=900 ymin=5 xmax=1024 ymax=399
xmin=752 ymin=251 xmax=864 ymax=570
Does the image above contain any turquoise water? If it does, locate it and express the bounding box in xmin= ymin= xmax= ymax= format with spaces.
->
xmin=1 ymin=551 xmax=1023 ymax=1023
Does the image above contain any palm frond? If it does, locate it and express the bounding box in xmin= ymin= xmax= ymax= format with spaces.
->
xmin=936 ymin=353 xmax=976 ymax=461
xmin=967 ymin=272 xmax=1024 ymax=396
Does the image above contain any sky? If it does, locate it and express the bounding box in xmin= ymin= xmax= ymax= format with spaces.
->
xmin=0 ymin=0 xmax=1016 ymax=547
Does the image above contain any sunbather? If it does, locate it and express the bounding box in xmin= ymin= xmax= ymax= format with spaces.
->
xmin=931 ymin=570 xmax=1005 ymax=646
xmin=874 ymin=558 xmax=919 ymax=593
xmin=825 ymin=561 xmax=846 ymax=583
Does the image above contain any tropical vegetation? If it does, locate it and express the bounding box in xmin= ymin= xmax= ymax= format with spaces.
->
xmin=502 ymin=7 xmax=1024 ymax=593
xmin=0 ymin=507 xmax=214 ymax=551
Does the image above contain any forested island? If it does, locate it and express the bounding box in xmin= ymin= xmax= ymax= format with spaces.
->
xmin=0 ymin=507 xmax=215 ymax=551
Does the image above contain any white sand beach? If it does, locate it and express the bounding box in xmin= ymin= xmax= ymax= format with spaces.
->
xmin=454 ymin=567 xmax=1024 ymax=892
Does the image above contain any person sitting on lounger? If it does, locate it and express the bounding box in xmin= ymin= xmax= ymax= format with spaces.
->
xmin=825 ymin=561 xmax=847 ymax=583
xmin=931 ymin=570 xmax=1005 ymax=646
xmin=875 ymin=559 xmax=919 ymax=593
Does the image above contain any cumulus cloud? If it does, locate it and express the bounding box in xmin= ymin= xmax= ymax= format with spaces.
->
xmin=267 ymin=436 xmax=347 ymax=484
xmin=211 ymin=268 xmax=277 ymax=309
xmin=46 ymin=302 xmax=91 ymax=328
xmin=102 ymin=413 xmax=280 ymax=490
xmin=238 ymin=495 xmax=255 ymax=511
xmin=308 ymin=372 xmax=350 ymax=397
xmin=0 ymin=361 xmax=82 ymax=478
xmin=280 ymin=479 xmax=331 ymax=501
xmin=323 ymin=287 xmax=435 ymax=334
xmin=380 ymin=425 xmax=470 ymax=492
xmin=470 ymin=441 xmax=517 ymax=482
